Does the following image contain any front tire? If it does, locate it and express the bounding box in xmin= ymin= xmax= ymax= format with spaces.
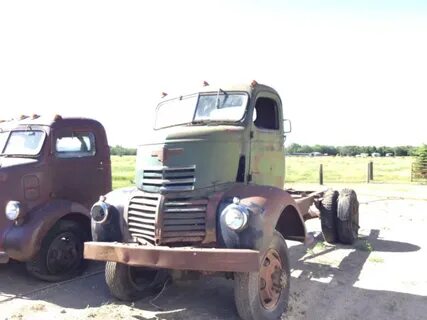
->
xmin=234 ymin=231 xmax=290 ymax=320
xmin=105 ymin=262 xmax=169 ymax=301
xmin=26 ymin=220 xmax=88 ymax=282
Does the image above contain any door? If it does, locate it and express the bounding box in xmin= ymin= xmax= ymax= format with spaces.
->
xmin=51 ymin=127 xmax=108 ymax=209
xmin=249 ymin=93 xmax=285 ymax=188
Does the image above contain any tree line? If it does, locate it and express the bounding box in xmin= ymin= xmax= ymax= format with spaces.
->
xmin=110 ymin=145 xmax=137 ymax=156
xmin=286 ymin=143 xmax=418 ymax=157
xmin=109 ymin=143 xmax=421 ymax=158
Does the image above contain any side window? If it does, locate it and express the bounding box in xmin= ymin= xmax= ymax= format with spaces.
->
xmin=55 ymin=132 xmax=96 ymax=158
xmin=253 ymin=97 xmax=279 ymax=130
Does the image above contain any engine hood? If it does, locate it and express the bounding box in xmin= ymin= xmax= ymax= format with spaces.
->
xmin=0 ymin=157 xmax=38 ymax=169
xmin=136 ymin=125 xmax=247 ymax=192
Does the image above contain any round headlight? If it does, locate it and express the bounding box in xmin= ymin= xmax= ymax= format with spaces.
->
xmin=5 ymin=201 xmax=21 ymax=221
xmin=91 ymin=201 xmax=109 ymax=224
xmin=223 ymin=205 xmax=249 ymax=232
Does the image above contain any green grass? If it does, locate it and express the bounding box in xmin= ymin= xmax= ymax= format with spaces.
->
xmin=285 ymin=156 xmax=414 ymax=184
xmin=111 ymin=155 xmax=417 ymax=189
xmin=111 ymin=155 xmax=135 ymax=189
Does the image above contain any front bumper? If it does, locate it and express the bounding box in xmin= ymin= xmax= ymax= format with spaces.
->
xmin=0 ymin=251 xmax=9 ymax=263
xmin=84 ymin=242 xmax=259 ymax=272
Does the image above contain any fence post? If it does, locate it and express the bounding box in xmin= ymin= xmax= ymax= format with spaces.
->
xmin=367 ymin=161 xmax=374 ymax=183
xmin=319 ymin=164 xmax=323 ymax=185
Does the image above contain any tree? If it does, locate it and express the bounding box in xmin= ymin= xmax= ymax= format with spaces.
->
xmin=413 ymin=144 xmax=427 ymax=179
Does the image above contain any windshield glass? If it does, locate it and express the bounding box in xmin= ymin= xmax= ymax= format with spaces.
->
xmin=155 ymin=92 xmax=249 ymax=129
xmin=2 ymin=130 xmax=46 ymax=156
xmin=0 ymin=131 xmax=9 ymax=153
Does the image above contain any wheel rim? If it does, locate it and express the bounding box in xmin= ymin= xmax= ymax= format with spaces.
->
xmin=259 ymin=249 xmax=283 ymax=310
xmin=46 ymin=232 xmax=82 ymax=275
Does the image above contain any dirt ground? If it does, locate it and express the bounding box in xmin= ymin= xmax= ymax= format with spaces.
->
xmin=1 ymin=184 xmax=426 ymax=320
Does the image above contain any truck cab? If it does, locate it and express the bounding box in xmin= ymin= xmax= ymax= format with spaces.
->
xmin=85 ymin=82 xmax=359 ymax=320
xmin=0 ymin=115 xmax=111 ymax=281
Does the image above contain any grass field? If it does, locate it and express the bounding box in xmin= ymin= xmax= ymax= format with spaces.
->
xmin=111 ymin=155 xmax=419 ymax=189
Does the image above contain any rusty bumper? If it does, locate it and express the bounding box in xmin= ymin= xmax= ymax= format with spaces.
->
xmin=0 ymin=251 xmax=9 ymax=263
xmin=84 ymin=242 xmax=260 ymax=272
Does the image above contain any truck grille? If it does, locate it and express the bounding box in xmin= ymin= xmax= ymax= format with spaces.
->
xmin=161 ymin=197 xmax=208 ymax=243
xmin=126 ymin=191 xmax=207 ymax=245
xmin=140 ymin=166 xmax=196 ymax=193
xmin=127 ymin=193 xmax=159 ymax=244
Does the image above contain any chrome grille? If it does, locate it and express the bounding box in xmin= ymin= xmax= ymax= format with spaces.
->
xmin=127 ymin=193 xmax=159 ymax=244
xmin=161 ymin=197 xmax=208 ymax=243
xmin=140 ymin=166 xmax=196 ymax=193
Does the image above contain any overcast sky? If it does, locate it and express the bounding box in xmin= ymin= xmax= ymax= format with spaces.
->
xmin=1 ymin=1 xmax=426 ymax=147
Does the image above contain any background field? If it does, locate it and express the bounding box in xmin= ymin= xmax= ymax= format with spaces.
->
xmin=111 ymin=155 xmax=420 ymax=189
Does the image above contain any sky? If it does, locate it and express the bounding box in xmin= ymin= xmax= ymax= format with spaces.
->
xmin=0 ymin=0 xmax=426 ymax=147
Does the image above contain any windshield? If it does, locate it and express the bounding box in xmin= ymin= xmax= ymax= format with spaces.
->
xmin=2 ymin=130 xmax=46 ymax=156
xmin=155 ymin=92 xmax=249 ymax=129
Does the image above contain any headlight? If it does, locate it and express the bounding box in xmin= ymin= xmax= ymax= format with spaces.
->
xmin=222 ymin=197 xmax=249 ymax=232
xmin=91 ymin=200 xmax=110 ymax=224
xmin=5 ymin=201 xmax=21 ymax=221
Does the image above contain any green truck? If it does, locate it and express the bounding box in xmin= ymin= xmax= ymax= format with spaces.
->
xmin=84 ymin=81 xmax=359 ymax=320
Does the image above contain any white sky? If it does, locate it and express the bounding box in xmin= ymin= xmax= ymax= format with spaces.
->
xmin=0 ymin=1 xmax=426 ymax=147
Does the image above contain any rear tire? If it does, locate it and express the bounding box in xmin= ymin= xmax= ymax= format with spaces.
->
xmin=234 ymin=231 xmax=290 ymax=320
xmin=337 ymin=189 xmax=359 ymax=244
xmin=319 ymin=189 xmax=339 ymax=243
xmin=105 ymin=262 xmax=169 ymax=301
xmin=26 ymin=220 xmax=88 ymax=282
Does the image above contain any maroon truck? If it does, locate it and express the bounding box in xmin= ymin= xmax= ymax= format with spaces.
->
xmin=0 ymin=115 xmax=111 ymax=281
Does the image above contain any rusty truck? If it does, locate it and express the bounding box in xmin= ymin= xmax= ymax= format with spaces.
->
xmin=0 ymin=115 xmax=111 ymax=281
xmin=84 ymin=81 xmax=359 ymax=320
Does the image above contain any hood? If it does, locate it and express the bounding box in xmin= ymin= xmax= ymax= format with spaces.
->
xmin=0 ymin=157 xmax=38 ymax=169
xmin=136 ymin=125 xmax=247 ymax=192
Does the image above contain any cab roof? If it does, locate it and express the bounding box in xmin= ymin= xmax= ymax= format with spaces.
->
xmin=158 ymin=81 xmax=278 ymax=103
xmin=0 ymin=116 xmax=103 ymax=131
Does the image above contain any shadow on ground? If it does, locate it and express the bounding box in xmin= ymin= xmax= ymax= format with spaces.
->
xmin=0 ymin=228 xmax=423 ymax=319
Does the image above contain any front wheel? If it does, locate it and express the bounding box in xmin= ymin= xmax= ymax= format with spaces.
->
xmin=234 ymin=231 xmax=290 ymax=320
xmin=105 ymin=262 xmax=169 ymax=301
xmin=26 ymin=220 xmax=88 ymax=282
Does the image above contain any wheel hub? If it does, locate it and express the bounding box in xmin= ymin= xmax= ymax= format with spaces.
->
xmin=46 ymin=232 xmax=81 ymax=274
xmin=259 ymin=249 xmax=283 ymax=310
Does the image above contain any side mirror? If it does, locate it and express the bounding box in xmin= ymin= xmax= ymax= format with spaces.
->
xmin=283 ymin=119 xmax=292 ymax=134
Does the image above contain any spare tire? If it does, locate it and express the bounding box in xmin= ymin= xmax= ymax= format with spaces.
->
xmin=319 ymin=189 xmax=339 ymax=243
xmin=337 ymin=189 xmax=359 ymax=244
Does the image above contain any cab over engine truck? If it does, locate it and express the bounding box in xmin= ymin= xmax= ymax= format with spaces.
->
xmin=0 ymin=116 xmax=111 ymax=281
xmin=84 ymin=82 xmax=359 ymax=320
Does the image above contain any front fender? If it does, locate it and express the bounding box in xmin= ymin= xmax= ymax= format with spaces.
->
xmin=3 ymin=199 xmax=89 ymax=261
xmin=91 ymin=187 xmax=135 ymax=243
xmin=218 ymin=184 xmax=306 ymax=252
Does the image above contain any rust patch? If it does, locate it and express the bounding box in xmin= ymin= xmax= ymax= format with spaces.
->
xmin=84 ymin=241 xmax=259 ymax=272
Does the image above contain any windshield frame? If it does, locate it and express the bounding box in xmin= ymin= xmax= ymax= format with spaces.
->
xmin=154 ymin=91 xmax=250 ymax=130
xmin=0 ymin=130 xmax=10 ymax=154
xmin=1 ymin=129 xmax=47 ymax=157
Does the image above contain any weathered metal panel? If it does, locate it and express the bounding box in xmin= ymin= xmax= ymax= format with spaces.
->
xmin=84 ymin=241 xmax=260 ymax=272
